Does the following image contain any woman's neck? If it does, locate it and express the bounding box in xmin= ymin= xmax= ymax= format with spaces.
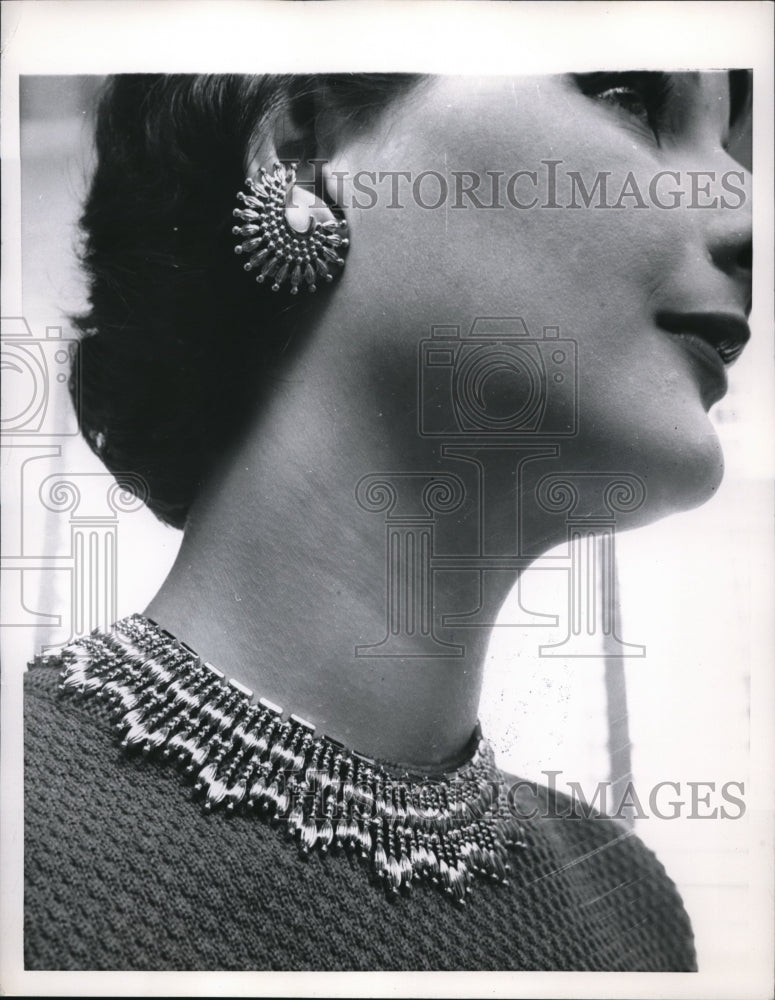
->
xmin=145 ymin=304 xmax=553 ymax=769
xmin=146 ymin=506 xmax=494 ymax=768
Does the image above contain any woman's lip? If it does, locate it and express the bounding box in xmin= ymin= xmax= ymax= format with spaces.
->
xmin=670 ymin=331 xmax=729 ymax=406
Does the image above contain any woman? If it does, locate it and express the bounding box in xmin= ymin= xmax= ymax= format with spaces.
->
xmin=24 ymin=71 xmax=751 ymax=971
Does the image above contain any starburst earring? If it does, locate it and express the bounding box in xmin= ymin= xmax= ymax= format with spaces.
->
xmin=232 ymin=162 xmax=349 ymax=294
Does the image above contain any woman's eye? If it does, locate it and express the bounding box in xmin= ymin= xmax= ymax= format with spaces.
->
xmin=595 ymin=85 xmax=649 ymax=123
xmin=573 ymin=73 xmax=672 ymax=141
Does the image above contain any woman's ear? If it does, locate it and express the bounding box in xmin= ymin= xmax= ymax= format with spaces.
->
xmin=235 ymin=82 xmax=349 ymax=294
xmin=246 ymin=80 xmax=343 ymax=217
xmin=273 ymin=83 xmax=317 ymax=181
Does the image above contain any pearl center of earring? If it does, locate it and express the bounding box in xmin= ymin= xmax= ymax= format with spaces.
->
xmin=284 ymin=185 xmax=323 ymax=237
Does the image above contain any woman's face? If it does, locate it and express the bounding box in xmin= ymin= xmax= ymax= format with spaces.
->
xmin=313 ymin=72 xmax=751 ymax=541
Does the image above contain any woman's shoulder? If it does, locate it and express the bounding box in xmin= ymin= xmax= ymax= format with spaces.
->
xmin=500 ymin=766 xmax=677 ymax=873
xmin=23 ymin=673 xmax=696 ymax=972
xmin=499 ymin=767 xmax=696 ymax=968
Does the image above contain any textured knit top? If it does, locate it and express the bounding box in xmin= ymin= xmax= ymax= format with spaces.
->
xmin=24 ymin=664 xmax=696 ymax=972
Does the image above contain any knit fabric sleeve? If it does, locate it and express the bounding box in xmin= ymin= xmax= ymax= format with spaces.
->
xmin=25 ymin=665 xmax=696 ymax=972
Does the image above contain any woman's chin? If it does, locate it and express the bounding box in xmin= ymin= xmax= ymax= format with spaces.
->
xmin=634 ymin=424 xmax=726 ymax=528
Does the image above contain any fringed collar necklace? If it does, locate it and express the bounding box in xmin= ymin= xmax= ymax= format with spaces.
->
xmin=37 ymin=614 xmax=527 ymax=907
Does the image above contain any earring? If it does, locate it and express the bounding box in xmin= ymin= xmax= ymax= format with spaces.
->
xmin=232 ymin=162 xmax=349 ymax=294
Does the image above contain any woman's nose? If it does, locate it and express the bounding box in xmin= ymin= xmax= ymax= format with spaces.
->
xmin=703 ymin=164 xmax=752 ymax=310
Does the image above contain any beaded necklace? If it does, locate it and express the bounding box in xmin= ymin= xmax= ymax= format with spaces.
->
xmin=40 ymin=614 xmax=527 ymax=907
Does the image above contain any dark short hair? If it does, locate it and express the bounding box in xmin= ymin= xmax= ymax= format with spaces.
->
xmin=71 ymin=73 xmax=421 ymax=528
